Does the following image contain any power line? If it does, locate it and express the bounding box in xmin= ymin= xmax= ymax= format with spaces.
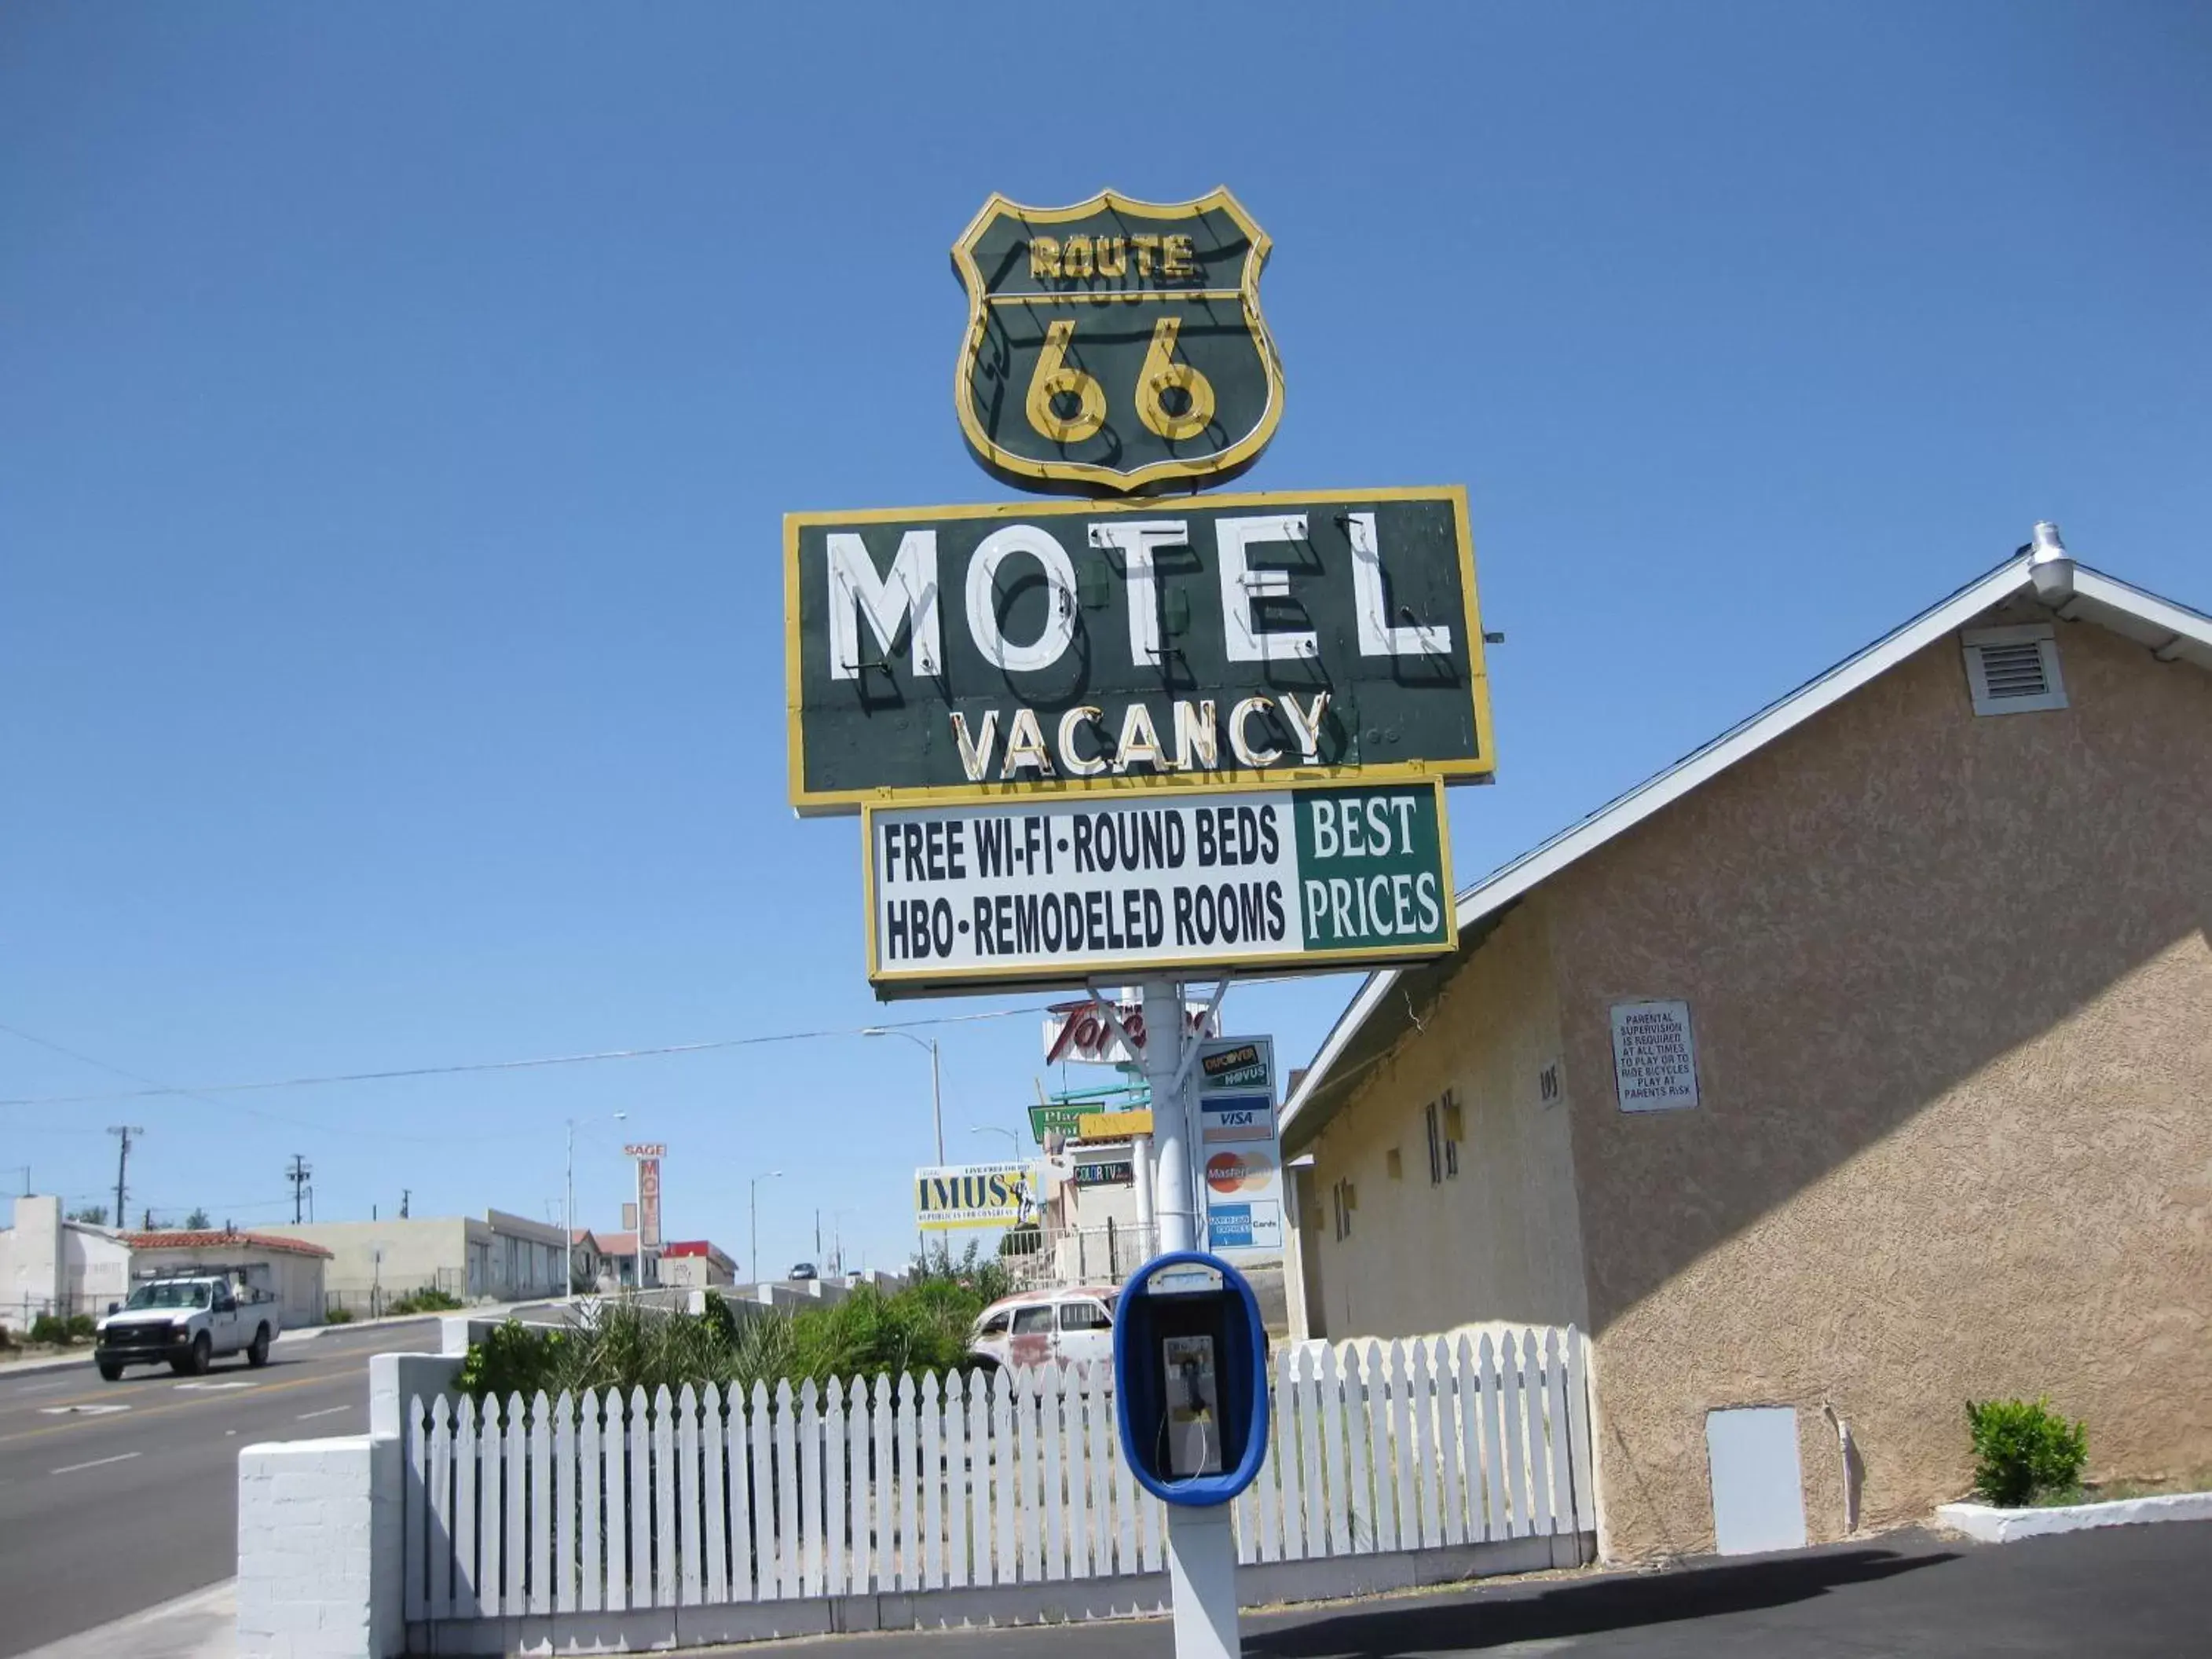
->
xmin=0 ymin=1005 xmax=1046 ymax=1108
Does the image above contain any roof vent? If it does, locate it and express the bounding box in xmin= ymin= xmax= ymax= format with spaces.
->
xmin=1963 ymin=623 xmax=2068 ymax=716
xmin=2027 ymin=520 xmax=2075 ymax=605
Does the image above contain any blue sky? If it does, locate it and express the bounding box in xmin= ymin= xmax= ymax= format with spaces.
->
xmin=4 ymin=5 xmax=2207 ymax=1275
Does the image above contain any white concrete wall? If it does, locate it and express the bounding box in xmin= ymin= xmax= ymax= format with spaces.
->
xmin=1 ymin=1196 xmax=63 ymax=1330
xmin=237 ymin=1436 xmax=402 ymax=1659
xmin=64 ymin=1225 xmax=134 ymax=1314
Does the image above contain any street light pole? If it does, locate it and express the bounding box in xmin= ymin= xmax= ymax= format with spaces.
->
xmin=749 ymin=1170 xmax=782 ymax=1287
xmin=969 ymin=1125 xmax=1020 ymax=1155
xmin=565 ymin=1111 xmax=627 ymax=1305
xmin=862 ymin=1028 xmax=944 ymax=1164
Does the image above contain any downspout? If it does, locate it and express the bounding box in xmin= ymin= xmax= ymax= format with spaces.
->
xmin=1822 ymin=1401 xmax=1861 ymax=1534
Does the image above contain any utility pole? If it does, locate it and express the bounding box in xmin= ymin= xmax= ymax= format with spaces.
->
xmin=108 ymin=1127 xmax=144 ymax=1233
xmin=400 ymin=1188 xmax=410 ymax=1218
xmin=287 ymin=1154 xmax=313 ymax=1225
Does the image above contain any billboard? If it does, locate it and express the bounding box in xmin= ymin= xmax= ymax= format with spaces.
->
xmin=783 ymin=488 xmax=1492 ymax=814
xmin=863 ymin=781 xmax=1453 ymax=996
xmin=1194 ymin=1037 xmax=1282 ymax=1258
xmin=632 ymin=1155 xmax=663 ymax=1251
xmin=913 ymin=1161 xmax=1044 ymax=1231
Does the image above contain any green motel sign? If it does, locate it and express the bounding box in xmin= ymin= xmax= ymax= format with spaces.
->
xmin=782 ymin=488 xmax=1495 ymax=814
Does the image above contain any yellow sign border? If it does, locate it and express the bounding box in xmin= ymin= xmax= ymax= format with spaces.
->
xmin=784 ymin=484 xmax=1496 ymax=816
xmin=859 ymin=775 xmax=1459 ymax=998
xmin=950 ymin=186 xmax=1284 ymax=495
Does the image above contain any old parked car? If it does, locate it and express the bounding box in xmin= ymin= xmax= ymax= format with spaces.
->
xmin=93 ymin=1273 xmax=279 ymax=1380
xmin=968 ymin=1284 xmax=1118 ymax=1372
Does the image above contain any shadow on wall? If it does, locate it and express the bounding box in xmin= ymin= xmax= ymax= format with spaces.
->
xmin=1243 ymin=1544 xmax=1955 ymax=1655
xmin=1547 ymin=622 xmax=2212 ymax=1331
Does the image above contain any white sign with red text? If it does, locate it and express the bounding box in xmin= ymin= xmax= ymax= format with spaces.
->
xmin=1042 ymin=994 xmax=1218 ymax=1066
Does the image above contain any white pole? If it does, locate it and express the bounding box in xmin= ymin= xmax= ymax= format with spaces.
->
xmin=929 ymin=1041 xmax=945 ymax=1166
xmin=1131 ymin=1130 xmax=1156 ymax=1259
xmin=1141 ymin=980 xmax=1196 ymax=1254
xmin=1140 ymin=978 xmax=1240 ymax=1659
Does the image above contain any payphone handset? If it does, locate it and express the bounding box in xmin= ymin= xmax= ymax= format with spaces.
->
xmin=1114 ymin=1250 xmax=1269 ymax=1505
xmin=1163 ymin=1334 xmax=1221 ymax=1476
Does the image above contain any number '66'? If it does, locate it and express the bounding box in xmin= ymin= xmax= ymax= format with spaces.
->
xmin=1025 ymin=318 xmax=1217 ymax=445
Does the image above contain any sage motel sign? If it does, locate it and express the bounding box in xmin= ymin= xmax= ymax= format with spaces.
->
xmin=952 ymin=189 xmax=1283 ymax=495
xmin=783 ymin=488 xmax=1494 ymax=812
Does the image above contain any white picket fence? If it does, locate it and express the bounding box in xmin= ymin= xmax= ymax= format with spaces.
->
xmin=405 ymin=1326 xmax=1591 ymax=1632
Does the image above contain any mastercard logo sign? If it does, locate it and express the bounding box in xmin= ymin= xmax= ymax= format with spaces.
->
xmin=1205 ymin=1150 xmax=1276 ymax=1194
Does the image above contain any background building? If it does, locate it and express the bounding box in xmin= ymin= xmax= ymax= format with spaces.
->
xmin=1281 ymin=548 xmax=2212 ymax=1561
xmin=0 ymin=1196 xmax=130 ymax=1331
xmin=657 ymin=1240 xmax=736 ymax=1289
xmin=123 ymin=1229 xmax=331 ymax=1328
xmin=264 ymin=1207 xmax=567 ymax=1313
xmin=0 ymin=1198 xmax=332 ymax=1330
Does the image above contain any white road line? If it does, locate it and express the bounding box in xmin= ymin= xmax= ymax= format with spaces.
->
xmin=39 ymin=1403 xmax=131 ymax=1416
xmin=297 ymin=1405 xmax=352 ymax=1420
xmin=52 ymin=1451 xmax=141 ymax=1475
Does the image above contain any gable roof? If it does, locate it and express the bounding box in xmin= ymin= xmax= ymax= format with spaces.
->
xmin=1280 ymin=550 xmax=2212 ymax=1151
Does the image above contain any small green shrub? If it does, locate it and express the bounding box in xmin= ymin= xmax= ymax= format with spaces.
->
xmin=387 ymin=1287 xmax=465 ymax=1316
xmin=29 ymin=1313 xmax=71 ymax=1346
xmin=1967 ymin=1397 xmax=2088 ymax=1507
xmin=323 ymin=1307 xmax=356 ymax=1325
xmin=64 ymin=1313 xmax=96 ymax=1342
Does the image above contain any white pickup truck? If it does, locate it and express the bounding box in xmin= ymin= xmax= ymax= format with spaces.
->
xmin=93 ymin=1273 xmax=280 ymax=1380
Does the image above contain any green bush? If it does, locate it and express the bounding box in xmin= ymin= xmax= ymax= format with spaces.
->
xmin=455 ymin=1275 xmax=1005 ymax=1405
xmin=1967 ymin=1397 xmax=2088 ymax=1507
xmin=28 ymin=1313 xmax=71 ymax=1346
xmin=65 ymin=1313 xmax=96 ymax=1342
xmin=323 ymin=1307 xmax=356 ymax=1325
xmin=387 ymin=1287 xmax=465 ymax=1316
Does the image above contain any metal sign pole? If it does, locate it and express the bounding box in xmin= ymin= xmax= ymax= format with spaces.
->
xmin=1140 ymin=978 xmax=1241 ymax=1659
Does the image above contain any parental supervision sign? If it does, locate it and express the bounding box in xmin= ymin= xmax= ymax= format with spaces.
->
xmin=862 ymin=782 xmax=1455 ymax=995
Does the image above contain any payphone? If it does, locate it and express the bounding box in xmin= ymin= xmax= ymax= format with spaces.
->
xmin=1113 ymin=1251 xmax=1269 ymax=1504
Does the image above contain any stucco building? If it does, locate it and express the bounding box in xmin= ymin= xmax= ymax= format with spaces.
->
xmin=0 ymin=1196 xmax=130 ymax=1330
xmin=1280 ymin=540 xmax=2212 ymax=1561
xmin=657 ymin=1240 xmax=737 ymax=1289
xmin=124 ymin=1229 xmax=333 ymax=1328
xmin=265 ymin=1208 xmax=568 ymax=1313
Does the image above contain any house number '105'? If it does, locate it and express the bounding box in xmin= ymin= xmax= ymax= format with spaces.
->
xmin=1026 ymin=317 xmax=1215 ymax=444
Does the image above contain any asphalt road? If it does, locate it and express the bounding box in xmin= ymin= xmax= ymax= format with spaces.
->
xmin=727 ymin=1521 xmax=2212 ymax=1657
xmin=0 ymin=1319 xmax=437 ymax=1658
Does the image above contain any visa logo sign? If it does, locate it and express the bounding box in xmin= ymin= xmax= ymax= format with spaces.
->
xmin=1208 ymin=1109 xmax=1261 ymax=1127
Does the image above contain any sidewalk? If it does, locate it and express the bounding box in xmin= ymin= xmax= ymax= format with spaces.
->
xmin=13 ymin=1581 xmax=234 ymax=1659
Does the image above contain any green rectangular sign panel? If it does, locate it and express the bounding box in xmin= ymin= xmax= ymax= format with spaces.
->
xmin=783 ymin=487 xmax=1493 ymax=814
xmin=863 ymin=781 xmax=1456 ymax=998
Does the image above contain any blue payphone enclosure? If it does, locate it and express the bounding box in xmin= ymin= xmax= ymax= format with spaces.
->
xmin=1113 ymin=1251 xmax=1270 ymax=1505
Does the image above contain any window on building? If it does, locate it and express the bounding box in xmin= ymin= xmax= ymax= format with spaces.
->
xmin=1426 ymin=1091 xmax=1461 ymax=1183
xmin=1962 ymin=624 xmax=2067 ymax=716
xmin=1331 ymin=1177 xmax=1355 ymax=1241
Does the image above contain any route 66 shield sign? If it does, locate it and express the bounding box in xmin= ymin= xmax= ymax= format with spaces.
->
xmin=952 ymin=189 xmax=1284 ymax=496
